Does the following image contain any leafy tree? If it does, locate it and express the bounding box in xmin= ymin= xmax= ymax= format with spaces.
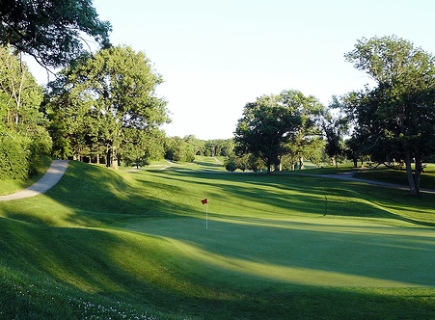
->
xmin=0 ymin=0 xmax=111 ymax=68
xmin=281 ymin=90 xmax=324 ymax=170
xmin=224 ymin=156 xmax=237 ymax=172
xmin=342 ymin=35 xmax=435 ymax=195
xmin=165 ymin=136 xmax=195 ymax=163
xmin=321 ymin=108 xmax=348 ymax=167
xmin=204 ymin=139 xmax=234 ymax=157
xmin=0 ymin=46 xmax=51 ymax=178
xmin=46 ymin=45 xmax=169 ymax=168
xmin=121 ymin=128 xmax=166 ymax=168
xmin=235 ymin=94 xmax=301 ymax=174
xmin=0 ymin=46 xmax=44 ymax=127
xmin=183 ymin=135 xmax=205 ymax=155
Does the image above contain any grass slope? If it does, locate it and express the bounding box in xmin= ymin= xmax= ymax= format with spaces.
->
xmin=1 ymin=158 xmax=435 ymax=319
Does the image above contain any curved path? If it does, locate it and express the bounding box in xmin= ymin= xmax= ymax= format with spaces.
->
xmin=0 ymin=160 xmax=69 ymax=201
xmin=0 ymin=161 xmax=433 ymax=201
xmin=314 ymin=171 xmax=435 ymax=195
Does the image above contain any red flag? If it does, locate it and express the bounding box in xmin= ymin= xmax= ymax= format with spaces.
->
xmin=201 ymin=198 xmax=208 ymax=204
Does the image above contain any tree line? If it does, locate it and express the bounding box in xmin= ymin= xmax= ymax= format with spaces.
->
xmin=233 ymin=36 xmax=435 ymax=196
xmin=1 ymin=2 xmax=434 ymax=196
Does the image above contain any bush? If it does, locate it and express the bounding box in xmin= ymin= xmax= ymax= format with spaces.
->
xmin=0 ymin=127 xmax=52 ymax=179
xmin=224 ymin=157 xmax=237 ymax=172
xmin=0 ymin=131 xmax=31 ymax=179
xmin=28 ymin=128 xmax=52 ymax=176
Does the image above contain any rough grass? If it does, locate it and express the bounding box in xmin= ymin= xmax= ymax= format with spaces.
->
xmin=0 ymin=158 xmax=435 ymax=319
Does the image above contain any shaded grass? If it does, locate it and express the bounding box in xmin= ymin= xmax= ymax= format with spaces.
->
xmin=356 ymin=165 xmax=435 ymax=190
xmin=0 ymin=161 xmax=435 ymax=319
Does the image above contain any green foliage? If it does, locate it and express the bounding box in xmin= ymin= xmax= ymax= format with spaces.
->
xmin=0 ymin=128 xmax=52 ymax=180
xmin=0 ymin=130 xmax=31 ymax=179
xmin=121 ymin=128 xmax=166 ymax=167
xmin=45 ymin=45 xmax=169 ymax=167
xmin=0 ymin=46 xmax=45 ymax=128
xmin=165 ymin=136 xmax=195 ymax=162
xmin=341 ymin=35 xmax=435 ymax=195
xmin=235 ymin=94 xmax=300 ymax=174
xmin=224 ymin=156 xmax=237 ymax=172
xmin=0 ymin=46 xmax=52 ymax=179
xmin=235 ymin=90 xmax=325 ymax=174
xmin=0 ymin=0 xmax=111 ymax=68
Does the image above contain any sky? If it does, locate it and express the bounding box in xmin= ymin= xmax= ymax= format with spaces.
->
xmin=29 ymin=0 xmax=435 ymax=140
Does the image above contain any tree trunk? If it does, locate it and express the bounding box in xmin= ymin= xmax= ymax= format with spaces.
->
xmin=111 ymin=146 xmax=118 ymax=170
xmin=298 ymin=156 xmax=304 ymax=170
xmin=106 ymin=144 xmax=111 ymax=167
xmin=331 ymin=156 xmax=337 ymax=168
xmin=404 ymin=150 xmax=418 ymax=196
xmin=266 ymin=160 xmax=272 ymax=175
xmin=352 ymin=157 xmax=358 ymax=168
xmin=414 ymin=152 xmax=422 ymax=195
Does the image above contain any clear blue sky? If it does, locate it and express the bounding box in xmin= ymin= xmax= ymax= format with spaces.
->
xmin=34 ymin=0 xmax=435 ymax=140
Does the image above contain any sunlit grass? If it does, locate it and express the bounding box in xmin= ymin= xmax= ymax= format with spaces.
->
xmin=1 ymin=160 xmax=435 ymax=319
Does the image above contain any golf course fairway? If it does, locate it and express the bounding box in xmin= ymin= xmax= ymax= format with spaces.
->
xmin=121 ymin=215 xmax=435 ymax=288
xmin=1 ymin=158 xmax=434 ymax=319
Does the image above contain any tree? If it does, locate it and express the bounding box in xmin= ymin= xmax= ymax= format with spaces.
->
xmin=234 ymin=94 xmax=301 ymax=174
xmin=281 ymin=90 xmax=324 ymax=170
xmin=0 ymin=0 xmax=111 ymax=68
xmin=342 ymin=35 xmax=435 ymax=195
xmin=165 ymin=136 xmax=195 ymax=163
xmin=0 ymin=46 xmax=44 ymax=127
xmin=46 ymin=45 xmax=169 ymax=168
xmin=0 ymin=46 xmax=51 ymax=178
xmin=183 ymin=135 xmax=205 ymax=155
xmin=321 ymin=108 xmax=348 ymax=167
xmin=121 ymin=127 xmax=166 ymax=168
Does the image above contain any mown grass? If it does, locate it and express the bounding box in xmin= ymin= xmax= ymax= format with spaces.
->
xmin=356 ymin=163 xmax=435 ymax=190
xmin=0 ymin=157 xmax=435 ymax=319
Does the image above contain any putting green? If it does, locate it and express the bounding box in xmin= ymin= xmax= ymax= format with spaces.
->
xmin=121 ymin=215 xmax=435 ymax=288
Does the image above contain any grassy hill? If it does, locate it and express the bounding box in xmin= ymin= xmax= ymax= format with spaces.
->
xmin=1 ymin=157 xmax=435 ymax=319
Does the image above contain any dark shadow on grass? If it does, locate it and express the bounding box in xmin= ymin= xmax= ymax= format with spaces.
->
xmin=1 ymin=212 xmax=435 ymax=320
xmin=146 ymin=170 xmax=435 ymax=227
xmin=2 ymin=163 xmax=435 ymax=319
xmin=122 ymin=214 xmax=435 ymax=287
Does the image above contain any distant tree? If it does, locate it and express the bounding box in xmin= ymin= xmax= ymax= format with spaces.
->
xmin=0 ymin=0 xmax=111 ymax=68
xmin=121 ymin=128 xmax=165 ymax=168
xmin=204 ymin=139 xmax=234 ymax=157
xmin=165 ymin=136 xmax=195 ymax=162
xmin=183 ymin=135 xmax=205 ymax=155
xmin=220 ymin=139 xmax=235 ymax=157
xmin=321 ymin=108 xmax=348 ymax=167
xmin=281 ymin=90 xmax=324 ymax=170
xmin=235 ymin=94 xmax=301 ymax=174
xmin=224 ymin=156 xmax=237 ymax=172
xmin=232 ymin=153 xmax=251 ymax=172
xmin=342 ymin=35 xmax=435 ymax=195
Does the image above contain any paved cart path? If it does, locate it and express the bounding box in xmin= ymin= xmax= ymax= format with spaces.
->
xmin=1 ymin=161 xmax=433 ymax=201
xmin=0 ymin=160 xmax=69 ymax=201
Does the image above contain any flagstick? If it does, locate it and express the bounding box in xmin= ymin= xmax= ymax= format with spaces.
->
xmin=206 ymin=202 xmax=208 ymax=230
